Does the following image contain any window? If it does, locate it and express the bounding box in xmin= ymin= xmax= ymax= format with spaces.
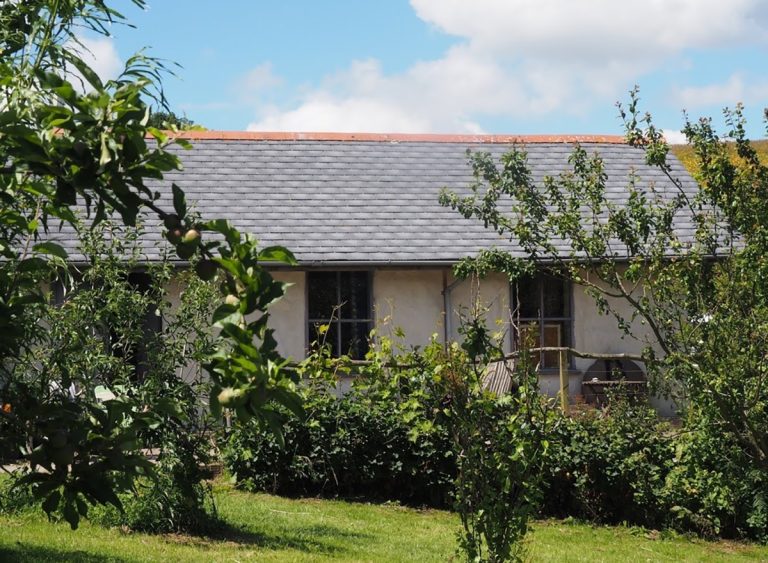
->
xmin=307 ymin=271 xmax=372 ymax=359
xmin=120 ymin=272 xmax=162 ymax=380
xmin=513 ymin=272 xmax=571 ymax=369
xmin=52 ymin=271 xmax=161 ymax=381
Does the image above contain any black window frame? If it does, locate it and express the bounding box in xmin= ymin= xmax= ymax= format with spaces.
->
xmin=511 ymin=272 xmax=572 ymax=369
xmin=306 ymin=270 xmax=373 ymax=360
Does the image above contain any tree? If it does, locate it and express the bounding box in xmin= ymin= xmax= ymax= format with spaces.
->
xmin=440 ymin=88 xmax=768 ymax=473
xmin=0 ymin=0 xmax=300 ymax=528
xmin=146 ymin=109 xmax=200 ymax=130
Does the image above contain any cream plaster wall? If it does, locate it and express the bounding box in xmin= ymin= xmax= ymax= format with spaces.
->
xmin=269 ymin=271 xmax=306 ymax=361
xmin=372 ymin=269 xmax=445 ymax=346
xmin=571 ymin=284 xmax=645 ymax=373
xmin=570 ymin=271 xmax=676 ymax=416
xmin=446 ymin=273 xmax=512 ymax=353
xmin=163 ymin=266 xmax=676 ymax=414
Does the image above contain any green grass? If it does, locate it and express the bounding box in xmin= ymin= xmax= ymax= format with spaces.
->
xmin=2 ymin=485 xmax=768 ymax=562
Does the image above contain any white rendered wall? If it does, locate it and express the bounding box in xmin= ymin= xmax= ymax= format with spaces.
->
xmin=197 ymin=266 xmax=676 ymax=414
xmin=446 ymin=272 xmax=512 ymax=354
xmin=372 ymin=269 xmax=445 ymax=347
xmin=269 ymin=271 xmax=306 ymax=361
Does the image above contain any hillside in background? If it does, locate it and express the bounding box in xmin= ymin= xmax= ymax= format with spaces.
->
xmin=671 ymin=140 xmax=768 ymax=176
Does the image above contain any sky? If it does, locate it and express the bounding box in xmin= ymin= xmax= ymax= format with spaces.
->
xmin=83 ymin=0 xmax=768 ymax=142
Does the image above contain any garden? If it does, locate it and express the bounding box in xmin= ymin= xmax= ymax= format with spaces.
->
xmin=2 ymin=1 xmax=768 ymax=562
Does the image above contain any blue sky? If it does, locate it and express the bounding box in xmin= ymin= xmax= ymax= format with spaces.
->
xmin=85 ymin=1 xmax=768 ymax=141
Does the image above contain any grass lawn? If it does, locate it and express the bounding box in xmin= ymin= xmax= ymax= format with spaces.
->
xmin=1 ymin=485 xmax=767 ymax=562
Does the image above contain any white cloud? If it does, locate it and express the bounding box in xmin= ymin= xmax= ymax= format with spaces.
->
xmin=662 ymin=129 xmax=689 ymax=145
xmin=67 ymin=36 xmax=122 ymax=90
xmin=411 ymin=0 xmax=768 ymax=60
xmin=237 ymin=63 xmax=282 ymax=100
xmin=248 ymin=53 xmax=517 ymax=133
xmin=244 ymin=0 xmax=768 ymax=133
xmin=675 ymin=73 xmax=768 ymax=109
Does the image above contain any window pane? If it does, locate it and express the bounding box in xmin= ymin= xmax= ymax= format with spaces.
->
xmin=308 ymin=321 xmax=339 ymax=356
xmin=542 ymin=275 xmax=568 ymax=317
xmin=341 ymin=322 xmax=371 ymax=359
xmin=340 ymin=272 xmax=369 ymax=320
xmin=518 ymin=322 xmax=540 ymax=350
xmin=515 ymin=275 xmax=539 ymax=318
xmin=307 ymin=272 xmax=339 ymax=319
xmin=518 ymin=321 xmax=569 ymax=368
xmin=541 ymin=322 xmax=563 ymax=368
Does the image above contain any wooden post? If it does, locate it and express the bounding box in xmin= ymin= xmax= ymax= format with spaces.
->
xmin=559 ymin=349 xmax=570 ymax=415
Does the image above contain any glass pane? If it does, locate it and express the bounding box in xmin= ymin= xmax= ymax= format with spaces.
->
xmin=517 ymin=321 xmax=568 ymax=368
xmin=341 ymin=322 xmax=371 ymax=359
xmin=308 ymin=321 xmax=339 ymax=356
xmin=542 ymin=275 xmax=568 ymax=317
xmin=308 ymin=272 xmax=339 ymax=320
xmin=541 ymin=323 xmax=563 ymax=367
xmin=518 ymin=322 xmax=540 ymax=350
xmin=515 ymin=275 xmax=539 ymax=319
xmin=339 ymin=272 xmax=369 ymax=320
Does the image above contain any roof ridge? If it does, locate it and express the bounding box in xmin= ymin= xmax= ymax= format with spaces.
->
xmin=163 ymin=131 xmax=628 ymax=144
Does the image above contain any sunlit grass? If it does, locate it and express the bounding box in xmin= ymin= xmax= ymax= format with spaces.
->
xmin=2 ymin=484 xmax=767 ymax=562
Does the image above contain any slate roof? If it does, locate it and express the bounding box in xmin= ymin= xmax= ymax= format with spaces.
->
xmin=52 ymin=132 xmax=701 ymax=265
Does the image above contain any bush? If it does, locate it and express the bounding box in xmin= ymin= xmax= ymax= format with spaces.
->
xmin=222 ymin=335 xmax=456 ymax=507
xmin=540 ymin=397 xmax=675 ymax=527
xmin=663 ymin=414 xmax=768 ymax=541
xmin=222 ymin=331 xmax=768 ymax=544
xmin=540 ymin=397 xmax=768 ymax=542
xmin=223 ymin=392 xmax=455 ymax=507
xmin=90 ymin=465 xmax=217 ymax=534
xmin=0 ymin=474 xmax=36 ymax=515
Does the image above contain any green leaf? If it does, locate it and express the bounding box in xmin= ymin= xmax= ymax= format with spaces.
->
xmin=33 ymin=241 xmax=68 ymax=260
xmin=258 ymin=246 xmax=297 ymax=265
xmin=62 ymin=499 xmax=80 ymax=530
xmin=263 ymin=410 xmax=286 ymax=449
xmin=64 ymin=51 xmax=104 ymax=91
xmin=272 ymin=388 xmax=305 ymax=419
xmin=212 ymin=303 xmax=242 ymax=327
xmin=17 ymin=257 xmax=49 ymax=273
xmin=42 ymin=490 xmax=61 ymax=515
xmin=172 ymin=183 xmax=187 ymax=217
xmin=221 ymin=322 xmax=252 ymax=345
xmin=210 ymin=385 xmax=222 ymax=418
xmin=75 ymin=496 xmax=89 ymax=517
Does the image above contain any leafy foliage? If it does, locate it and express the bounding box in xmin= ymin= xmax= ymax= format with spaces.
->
xmin=146 ymin=110 xmax=200 ymax=130
xmin=225 ymin=326 xmax=554 ymax=562
xmin=0 ymin=0 xmax=298 ymax=528
xmin=2 ymin=219 xmax=220 ymax=531
xmin=442 ymin=339 xmax=554 ymax=563
xmin=440 ymin=88 xmax=768 ymax=481
xmin=223 ymin=336 xmax=456 ymax=507
xmin=541 ymin=397 xmax=675 ymax=526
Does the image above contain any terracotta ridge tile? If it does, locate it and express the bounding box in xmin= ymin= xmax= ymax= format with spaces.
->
xmin=159 ymin=131 xmax=628 ymax=144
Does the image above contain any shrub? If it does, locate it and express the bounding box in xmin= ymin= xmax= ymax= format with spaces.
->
xmin=223 ymin=329 xmax=768 ymax=545
xmin=540 ymin=397 xmax=674 ymax=527
xmin=0 ymin=474 xmax=36 ymax=516
xmin=223 ymin=391 xmax=455 ymax=507
xmin=90 ymin=464 xmax=217 ymax=534
xmin=663 ymin=413 xmax=768 ymax=541
xmin=222 ymin=334 xmax=457 ymax=507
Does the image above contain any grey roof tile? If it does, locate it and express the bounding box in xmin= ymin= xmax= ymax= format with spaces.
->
xmin=55 ymin=138 xmax=701 ymax=265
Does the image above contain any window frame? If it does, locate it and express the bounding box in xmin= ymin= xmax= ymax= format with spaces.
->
xmin=305 ymin=270 xmax=374 ymax=359
xmin=510 ymin=272 xmax=573 ymax=370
